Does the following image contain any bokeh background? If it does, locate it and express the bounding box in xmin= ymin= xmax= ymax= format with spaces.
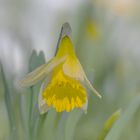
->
xmin=0 ymin=0 xmax=140 ymax=140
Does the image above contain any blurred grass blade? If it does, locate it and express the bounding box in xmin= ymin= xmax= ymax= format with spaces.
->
xmin=56 ymin=113 xmax=68 ymax=140
xmin=97 ymin=109 xmax=121 ymax=140
xmin=33 ymin=112 xmax=47 ymax=140
xmin=65 ymin=110 xmax=82 ymax=140
xmin=0 ymin=62 xmax=18 ymax=140
xmin=55 ymin=110 xmax=82 ymax=140
xmin=105 ymin=95 xmax=140 ymax=140
xmin=43 ymin=110 xmax=57 ymax=140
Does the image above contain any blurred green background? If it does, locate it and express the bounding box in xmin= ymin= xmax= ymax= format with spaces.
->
xmin=0 ymin=0 xmax=140 ymax=140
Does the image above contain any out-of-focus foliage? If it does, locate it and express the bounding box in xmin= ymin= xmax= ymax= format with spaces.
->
xmin=98 ymin=110 xmax=121 ymax=140
xmin=0 ymin=0 xmax=140 ymax=140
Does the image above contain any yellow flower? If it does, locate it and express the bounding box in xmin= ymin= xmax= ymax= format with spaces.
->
xmin=20 ymin=23 xmax=101 ymax=114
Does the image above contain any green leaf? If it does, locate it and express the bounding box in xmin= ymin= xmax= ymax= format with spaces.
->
xmin=105 ymin=95 xmax=140 ymax=140
xmin=97 ymin=110 xmax=121 ymax=140
xmin=41 ymin=110 xmax=57 ymax=140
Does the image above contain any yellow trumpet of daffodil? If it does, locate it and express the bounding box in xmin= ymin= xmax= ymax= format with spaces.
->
xmin=20 ymin=23 xmax=101 ymax=114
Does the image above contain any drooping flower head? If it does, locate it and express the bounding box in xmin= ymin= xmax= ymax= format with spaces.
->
xmin=20 ymin=23 xmax=101 ymax=114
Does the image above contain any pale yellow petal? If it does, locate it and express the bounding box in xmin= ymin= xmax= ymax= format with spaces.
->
xmin=82 ymin=99 xmax=88 ymax=114
xmin=77 ymin=61 xmax=102 ymax=98
xmin=38 ymin=79 xmax=50 ymax=114
xmin=20 ymin=56 xmax=67 ymax=87
xmin=63 ymin=59 xmax=84 ymax=81
xmin=84 ymin=75 xmax=102 ymax=98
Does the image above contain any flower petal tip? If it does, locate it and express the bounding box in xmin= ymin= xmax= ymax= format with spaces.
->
xmin=39 ymin=104 xmax=50 ymax=114
xmin=98 ymin=94 xmax=102 ymax=99
xmin=94 ymin=90 xmax=102 ymax=99
xmin=61 ymin=22 xmax=72 ymax=38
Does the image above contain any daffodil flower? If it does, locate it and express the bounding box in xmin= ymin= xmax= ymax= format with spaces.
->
xmin=20 ymin=23 xmax=101 ymax=114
